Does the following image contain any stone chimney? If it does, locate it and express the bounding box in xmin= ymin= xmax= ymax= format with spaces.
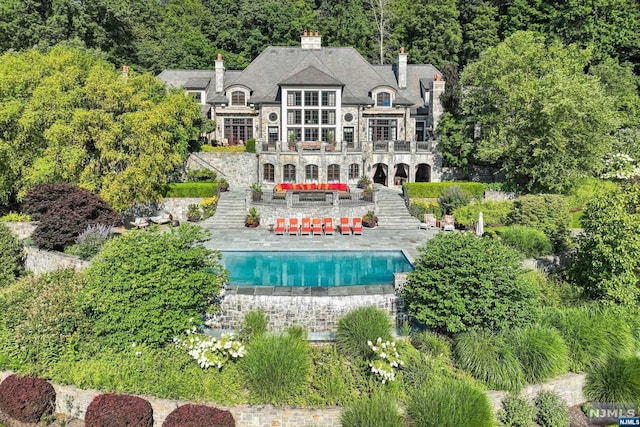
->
xmin=431 ymin=73 xmax=446 ymax=130
xmin=398 ymin=48 xmax=407 ymax=89
xmin=301 ymin=30 xmax=322 ymax=50
xmin=121 ymin=65 xmax=129 ymax=78
xmin=215 ymin=53 xmax=225 ymax=93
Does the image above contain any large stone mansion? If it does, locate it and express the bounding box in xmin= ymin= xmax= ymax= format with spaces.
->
xmin=158 ymin=32 xmax=445 ymax=187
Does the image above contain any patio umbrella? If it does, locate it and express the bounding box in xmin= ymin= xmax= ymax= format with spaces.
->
xmin=476 ymin=212 xmax=484 ymax=236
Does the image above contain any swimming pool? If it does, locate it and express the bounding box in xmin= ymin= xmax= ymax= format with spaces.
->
xmin=221 ymin=250 xmax=414 ymax=287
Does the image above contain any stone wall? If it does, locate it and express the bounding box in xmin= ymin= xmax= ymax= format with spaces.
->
xmin=208 ymin=292 xmax=403 ymax=332
xmin=487 ymin=373 xmax=586 ymax=411
xmin=25 ymin=247 xmax=90 ymax=275
xmin=3 ymin=221 xmax=37 ymax=240
xmin=187 ymin=152 xmax=258 ymax=190
xmin=160 ymin=197 xmax=203 ymax=223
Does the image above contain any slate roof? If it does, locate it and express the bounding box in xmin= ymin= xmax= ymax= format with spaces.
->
xmin=185 ymin=77 xmax=211 ymax=89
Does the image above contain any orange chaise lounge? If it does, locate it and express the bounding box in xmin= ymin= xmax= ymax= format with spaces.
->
xmin=300 ymin=217 xmax=311 ymax=235
xmin=289 ymin=218 xmax=299 ymax=235
xmin=352 ymin=217 xmax=363 ymax=235
xmin=339 ymin=217 xmax=351 ymax=235
xmin=312 ymin=218 xmax=323 ymax=235
xmin=275 ymin=217 xmax=286 ymax=235
xmin=323 ymin=217 xmax=334 ymax=235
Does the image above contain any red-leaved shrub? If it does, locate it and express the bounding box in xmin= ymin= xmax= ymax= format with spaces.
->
xmin=24 ymin=183 xmax=120 ymax=251
xmin=0 ymin=374 xmax=56 ymax=423
xmin=85 ymin=393 xmax=153 ymax=427
xmin=163 ymin=404 xmax=235 ymax=427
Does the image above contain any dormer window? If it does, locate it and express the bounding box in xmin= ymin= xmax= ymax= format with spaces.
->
xmin=231 ymin=91 xmax=246 ymax=106
xmin=376 ymin=92 xmax=391 ymax=107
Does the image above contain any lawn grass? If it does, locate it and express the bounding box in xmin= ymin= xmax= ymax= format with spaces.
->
xmin=570 ymin=210 xmax=583 ymax=228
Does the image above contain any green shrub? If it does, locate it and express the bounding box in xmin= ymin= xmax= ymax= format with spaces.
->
xmin=308 ymin=345 xmax=361 ymax=406
xmin=438 ymin=186 xmax=471 ymax=215
xmin=506 ymin=325 xmax=569 ymax=383
xmin=499 ymin=395 xmax=537 ymax=427
xmin=242 ymin=332 xmax=311 ymax=404
xmin=404 ymin=182 xmax=486 ymax=199
xmin=567 ymin=177 xmax=618 ymax=212
xmin=407 ymin=376 xmax=495 ymax=427
xmin=409 ymin=200 xmax=442 ymax=221
xmin=410 ymin=330 xmax=452 ymax=360
xmin=506 ymin=194 xmax=572 ymax=251
xmin=245 ymin=138 xmax=256 ymax=153
xmin=78 ymin=224 xmax=226 ymax=349
xmin=453 ymin=330 xmax=525 ymax=392
xmin=0 ymin=269 xmax=86 ymax=368
xmin=452 ymin=200 xmax=513 ymax=227
xmin=165 ymin=182 xmax=218 ymax=197
xmin=500 ymin=225 xmax=553 ymax=257
xmin=64 ymin=224 xmax=114 ymax=260
xmin=336 ymin=306 xmax=393 ymax=359
xmin=0 ymin=212 xmax=31 ymax=222
xmin=542 ymin=307 xmax=635 ymax=372
xmin=186 ymin=168 xmax=217 ymax=182
xmin=238 ymin=310 xmax=268 ymax=342
xmin=404 ymin=233 xmax=540 ymax=334
xmin=341 ymin=392 xmax=403 ymax=427
xmin=200 ymin=145 xmax=246 ymax=153
xmin=534 ymin=390 xmax=570 ymax=427
xmin=584 ymin=356 xmax=640 ymax=404
xmin=0 ymin=223 xmax=25 ymax=288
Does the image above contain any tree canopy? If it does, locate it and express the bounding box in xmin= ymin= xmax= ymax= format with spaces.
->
xmin=461 ymin=31 xmax=618 ymax=193
xmin=0 ymin=47 xmax=202 ymax=210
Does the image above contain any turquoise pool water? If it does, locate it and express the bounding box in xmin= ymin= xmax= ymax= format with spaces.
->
xmin=221 ymin=250 xmax=414 ymax=287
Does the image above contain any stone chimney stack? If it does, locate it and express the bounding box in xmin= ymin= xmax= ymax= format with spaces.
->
xmin=121 ymin=65 xmax=129 ymax=78
xmin=398 ymin=47 xmax=407 ymax=89
xmin=301 ymin=30 xmax=322 ymax=50
xmin=431 ymin=73 xmax=446 ymax=129
xmin=215 ymin=53 xmax=225 ymax=93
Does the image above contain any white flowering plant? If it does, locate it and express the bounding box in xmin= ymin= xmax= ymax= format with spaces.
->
xmin=367 ymin=337 xmax=404 ymax=383
xmin=601 ymin=153 xmax=640 ymax=180
xmin=174 ymin=330 xmax=245 ymax=369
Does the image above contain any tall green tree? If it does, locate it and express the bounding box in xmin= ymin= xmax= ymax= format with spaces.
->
xmin=461 ymin=31 xmax=618 ymax=192
xmin=0 ymin=47 xmax=202 ymax=210
xmin=460 ymin=1 xmax=499 ymax=66
xmin=318 ymin=0 xmax=374 ymax=59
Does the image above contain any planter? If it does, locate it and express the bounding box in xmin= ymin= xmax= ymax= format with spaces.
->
xmin=245 ymin=221 xmax=259 ymax=228
xmin=219 ymin=185 xmax=229 ymax=192
xmin=363 ymin=220 xmax=377 ymax=228
xmin=251 ymin=192 xmax=263 ymax=202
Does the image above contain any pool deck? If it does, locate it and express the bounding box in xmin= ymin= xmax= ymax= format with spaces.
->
xmin=203 ymin=226 xmax=439 ymax=263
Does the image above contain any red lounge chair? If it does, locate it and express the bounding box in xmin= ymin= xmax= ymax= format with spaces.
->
xmin=352 ymin=217 xmax=363 ymax=235
xmin=288 ymin=218 xmax=299 ymax=235
xmin=275 ymin=217 xmax=286 ymax=235
xmin=312 ymin=218 xmax=323 ymax=235
xmin=339 ymin=217 xmax=351 ymax=235
xmin=301 ymin=217 xmax=311 ymax=235
xmin=323 ymin=217 xmax=334 ymax=235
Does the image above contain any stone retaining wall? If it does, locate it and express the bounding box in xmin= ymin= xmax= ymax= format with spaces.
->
xmin=3 ymin=221 xmax=37 ymax=240
xmin=160 ymin=197 xmax=203 ymax=223
xmin=487 ymin=373 xmax=586 ymax=411
xmin=208 ymin=293 xmax=403 ymax=332
xmin=188 ymin=152 xmax=257 ymax=190
xmin=25 ymin=247 xmax=90 ymax=275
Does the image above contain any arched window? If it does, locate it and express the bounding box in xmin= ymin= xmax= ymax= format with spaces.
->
xmin=263 ymin=163 xmax=275 ymax=182
xmin=327 ymin=164 xmax=340 ymax=183
xmin=283 ymin=164 xmax=296 ymax=183
xmin=348 ymin=164 xmax=360 ymax=180
xmin=376 ymin=92 xmax=391 ymax=107
xmin=305 ymin=164 xmax=318 ymax=182
xmin=231 ymin=91 xmax=246 ymax=106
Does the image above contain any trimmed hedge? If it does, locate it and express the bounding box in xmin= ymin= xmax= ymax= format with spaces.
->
xmin=452 ymin=200 xmax=513 ymax=227
xmin=165 ymin=182 xmax=218 ymax=197
xmin=163 ymin=404 xmax=235 ymax=427
xmin=0 ymin=375 xmax=55 ymax=423
xmin=403 ymin=182 xmax=486 ymax=200
xmin=85 ymin=393 xmax=153 ymax=427
xmin=506 ymin=194 xmax=571 ymax=251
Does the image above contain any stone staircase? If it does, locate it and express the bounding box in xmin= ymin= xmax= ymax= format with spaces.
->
xmin=201 ymin=189 xmax=247 ymax=229
xmin=374 ymin=185 xmax=422 ymax=230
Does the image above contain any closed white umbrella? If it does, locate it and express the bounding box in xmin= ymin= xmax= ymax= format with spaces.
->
xmin=477 ymin=212 xmax=484 ymax=236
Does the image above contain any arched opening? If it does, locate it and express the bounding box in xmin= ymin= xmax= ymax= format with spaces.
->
xmin=327 ymin=164 xmax=340 ymax=183
xmin=373 ymin=163 xmax=388 ymax=186
xmin=263 ymin=163 xmax=275 ymax=182
xmin=415 ymin=164 xmax=431 ymax=182
xmin=283 ymin=164 xmax=296 ymax=183
xmin=393 ymin=163 xmax=409 ymax=186
xmin=305 ymin=164 xmax=318 ymax=183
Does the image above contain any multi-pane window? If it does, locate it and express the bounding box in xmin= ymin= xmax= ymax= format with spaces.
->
xmin=304 ymin=91 xmax=318 ymax=106
xmin=327 ymin=164 xmax=340 ymax=183
xmin=321 ymin=128 xmax=335 ymax=142
xmin=304 ymin=128 xmax=319 ymax=141
xmin=416 ymin=121 xmax=425 ymax=141
xmin=263 ymin=163 xmax=275 ymax=182
xmin=287 ymin=91 xmax=302 ymax=106
xmin=305 ymin=164 xmax=318 ymax=182
xmin=288 ymin=110 xmax=302 ymax=125
xmin=231 ymin=91 xmax=246 ymax=106
xmin=369 ymin=119 xmax=397 ymax=141
xmin=349 ymin=164 xmax=360 ymax=179
xmin=321 ymin=91 xmax=336 ymax=106
xmin=321 ymin=110 xmax=335 ymax=125
xmin=283 ymin=164 xmax=296 ymax=182
xmin=224 ymin=118 xmax=253 ymax=145
xmin=268 ymin=126 xmax=278 ymax=143
xmin=343 ymin=127 xmax=354 ymax=144
xmin=376 ymin=92 xmax=391 ymax=107
xmin=304 ymin=110 xmax=319 ymax=125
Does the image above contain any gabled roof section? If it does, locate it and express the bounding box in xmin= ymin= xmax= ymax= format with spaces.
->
xmin=279 ymin=65 xmax=343 ymax=86
xmin=156 ymin=70 xmax=215 ymax=89
xmin=185 ymin=77 xmax=211 ymax=89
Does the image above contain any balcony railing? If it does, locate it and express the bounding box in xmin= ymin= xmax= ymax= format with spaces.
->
xmin=257 ymin=139 xmax=435 ymax=154
xmin=394 ymin=141 xmax=411 ymax=152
